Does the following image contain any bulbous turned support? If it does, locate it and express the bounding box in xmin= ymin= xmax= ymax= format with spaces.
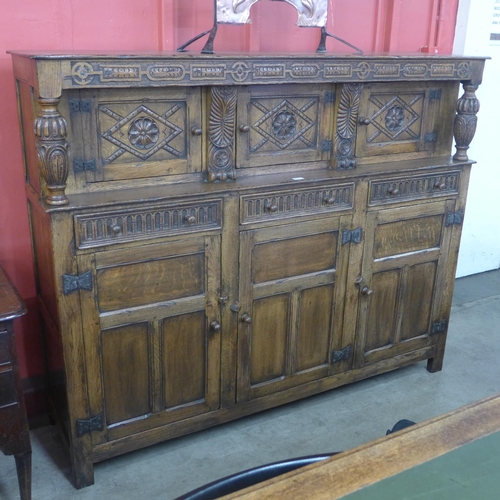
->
xmin=453 ymin=84 xmax=480 ymax=162
xmin=34 ymin=98 xmax=69 ymax=205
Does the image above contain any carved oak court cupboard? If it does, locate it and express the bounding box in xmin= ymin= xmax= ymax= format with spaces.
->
xmin=9 ymin=51 xmax=485 ymax=488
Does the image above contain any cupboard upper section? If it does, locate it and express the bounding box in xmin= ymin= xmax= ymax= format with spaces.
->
xmin=10 ymin=52 xmax=486 ymax=205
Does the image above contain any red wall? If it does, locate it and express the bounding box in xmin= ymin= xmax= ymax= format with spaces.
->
xmin=0 ymin=0 xmax=458 ymax=414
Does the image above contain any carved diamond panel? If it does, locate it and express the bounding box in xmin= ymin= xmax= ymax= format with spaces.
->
xmin=249 ymin=97 xmax=319 ymax=153
xmin=366 ymin=93 xmax=424 ymax=144
xmin=99 ymin=101 xmax=187 ymax=164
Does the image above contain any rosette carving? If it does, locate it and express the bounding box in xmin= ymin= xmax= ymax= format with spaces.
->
xmin=208 ymin=87 xmax=237 ymax=182
xmin=34 ymin=98 xmax=70 ymax=205
xmin=453 ymin=84 xmax=480 ymax=162
xmin=334 ymin=83 xmax=361 ymax=170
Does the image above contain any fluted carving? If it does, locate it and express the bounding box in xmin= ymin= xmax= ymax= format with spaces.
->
xmin=453 ymin=84 xmax=480 ymax=162
xmin=334 ymin=83 xmax=361 ymax=170
xmin=208 ymin=87 xmax=237 ymax=182
xmin=34 ymin=98 xmax=69 ymax=205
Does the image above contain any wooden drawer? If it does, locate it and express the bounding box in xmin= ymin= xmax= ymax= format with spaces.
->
xmin=75 ymin=199 xmax=222 ymax=248
xmin=0 ymin=330 xmax=10 ymax=366
xmin=240 ymin=183 xmax=354 ymax=224
xmin=368 ymin=171 xmax=460 ymax=206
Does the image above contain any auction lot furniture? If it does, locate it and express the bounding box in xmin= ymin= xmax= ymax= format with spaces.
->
xmin=225 ymin=393 xmax=500 ymax=499
xmin=9 ymin=51 xmax=486 ymax=488
xmin=0 ymin=265 xmax=31 ymax=500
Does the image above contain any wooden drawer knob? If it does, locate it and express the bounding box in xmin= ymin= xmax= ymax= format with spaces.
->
xmin=324 ymin=197 xmax=336 ymax=206
xmin=191 ymin=127 xmax=203 ymax=136
xmin=388 ymin=187 xmax=400 ymax=195
xmin=111 ymin=225 xmax=121 ymax=235
xmin=267 ymin=204 xmax=278 ymax=213
xmin=434 ymin=181 xmax=446 ymax=190
xmin=210 ymin=321 xmax=221 ymax=332
xmin=361 ymin=286 xmax=373 ymax=296
xmin=239 ymin=124 xmax=250 ymax=132
xmin=241 ymin=314 xmax=252 ymax=324
xmin=359 ymin=117 xmax=371 ymax=125
xmin=185 ymin=215 xmax=196 ymax=225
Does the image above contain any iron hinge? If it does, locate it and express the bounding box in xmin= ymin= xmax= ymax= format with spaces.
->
xmin=429 ymin=89 xmax=442 ymax=100
xmin=342 ymin=227 xmax=362 ymax=245
xmin=76 ymin=414 xmax=104 ymax=437
xmin=74 ymin=159 xmax=97 ymax=172
xmin=425 ymin=132 xmax=437 ymax=143
xmin=446 ymin=209 xmax=464 ymax=226
xmin=69 ymin=99 xmax=91 ymax=113
xmin=322 ymin=139 xmax=333 ymax=152
xmin=62 ymin=271 xmax=93 ymax=295
xmin=324 ymin=91 xmax=336 ymax=104
xmin=431 ymin=319 xmax=448 ymax=335
xmin=332 ymin=345 xmax=351 ymax=364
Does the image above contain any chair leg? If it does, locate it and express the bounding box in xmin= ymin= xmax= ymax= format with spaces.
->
xmin=14 ymin=452 xmax=32 ymax=500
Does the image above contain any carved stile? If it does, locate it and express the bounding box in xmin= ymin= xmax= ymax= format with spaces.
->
xmin=34 ymin=98 xmax=70 ymax=205
xmin=208 ymin=87 xmax=237 ymax=182
xmin=453 ymin=84 xmax=480 ymax=162
xmin=334 ymin=84 xmax=361 ymax=169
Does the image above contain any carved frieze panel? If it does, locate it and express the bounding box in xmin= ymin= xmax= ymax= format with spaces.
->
xmin=66 ymin=59 xmax=474 ymax=88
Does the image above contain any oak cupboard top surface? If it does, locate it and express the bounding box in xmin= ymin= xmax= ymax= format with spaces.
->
xmin=34 ymin=156 xmax=470 ymax=213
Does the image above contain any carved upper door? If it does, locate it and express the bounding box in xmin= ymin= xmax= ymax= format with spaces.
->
xmin=355 ymin=82 xmax=457 ymax=159
xmin=77 ymin=235 xmax=221 ymax=444
xmin=236 ymin=84 xmax=334 ymax=169
xmin=354 ymin=200 xmax=458 ymax=368
xmin=66 ymin=87 xmax=202 ymax=186
xmin=236 ymin=217 xmax=352 ymax=403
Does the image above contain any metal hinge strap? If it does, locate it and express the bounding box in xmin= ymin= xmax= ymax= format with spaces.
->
xmin=62 ymin=271 xmax=93 ymax=295
xmin=431 ymin=319 xmax=448 ymax=335
xmin=342 ymin=227 xmax=362 ymax=245
xmin=332 ymin=345 xmax=351 ymax=363
xmin=322 ymin=139 xmax=333 ymax=152
xmin=69 ymin=99 xmax=91 ymax=113
xmin=429 ymin=89 xmax=442 ymax=100
xmin=74 ymin=160 xmax=97 ymax=172
xmin=76 ymin=414 xmax=104 ymax=437
xmin=445 ymin=209 xmax=464 ymax=226
xmin=324 ymin=91 xmax=336 ymax=104
xmin=425 ymin=132 xmax=437 ymax=143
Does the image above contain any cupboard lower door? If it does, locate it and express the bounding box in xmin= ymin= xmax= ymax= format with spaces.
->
xmin=77 ymin=236 xmax=221 ymax=443
xmin=355 ymin=200 xmax=457 ymax=367
xmin=237 ymin=217 xmax=351 ymax=403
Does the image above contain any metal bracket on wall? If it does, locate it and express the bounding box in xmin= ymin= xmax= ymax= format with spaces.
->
xmin=76 ymin=414 xmax=104 ymax=437
xmin=342 ymin=227 xmax=362 ymax=245
xmin=62 ymin=271 xmax=93 ymax=295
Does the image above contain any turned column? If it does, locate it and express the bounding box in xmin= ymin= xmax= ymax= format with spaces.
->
xmin=453 ymin=83 xmax=480 ymax=162
xmin=34 ymin=98 xmax=69 ymax=205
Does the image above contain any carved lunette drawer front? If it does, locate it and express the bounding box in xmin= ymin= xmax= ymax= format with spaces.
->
xmin=369 ymin=171 xmax=460 ymax=206
xmin=240 ymin=183 xmax=354 ymax=224
xmin=75 ymin=199 xmax=222 ymax=248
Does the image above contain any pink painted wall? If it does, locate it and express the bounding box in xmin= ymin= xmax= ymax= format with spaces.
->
xmin=0 ymin=0 xmax=459 ymax=415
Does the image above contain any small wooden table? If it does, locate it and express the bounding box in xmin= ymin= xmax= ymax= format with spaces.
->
xmin=225 ymin=393 xmax=500 ymax=499
xmin=0 ymin=265 xmax=31 ymax=500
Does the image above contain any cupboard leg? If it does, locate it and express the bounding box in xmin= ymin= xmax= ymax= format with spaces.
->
xmin=14 ymin=452 xmax=32 ymax=500
xmin=427 ymin=354 xmax=444 ymax=373
xmin=71 ymin=454 xmax=95 ymax=489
